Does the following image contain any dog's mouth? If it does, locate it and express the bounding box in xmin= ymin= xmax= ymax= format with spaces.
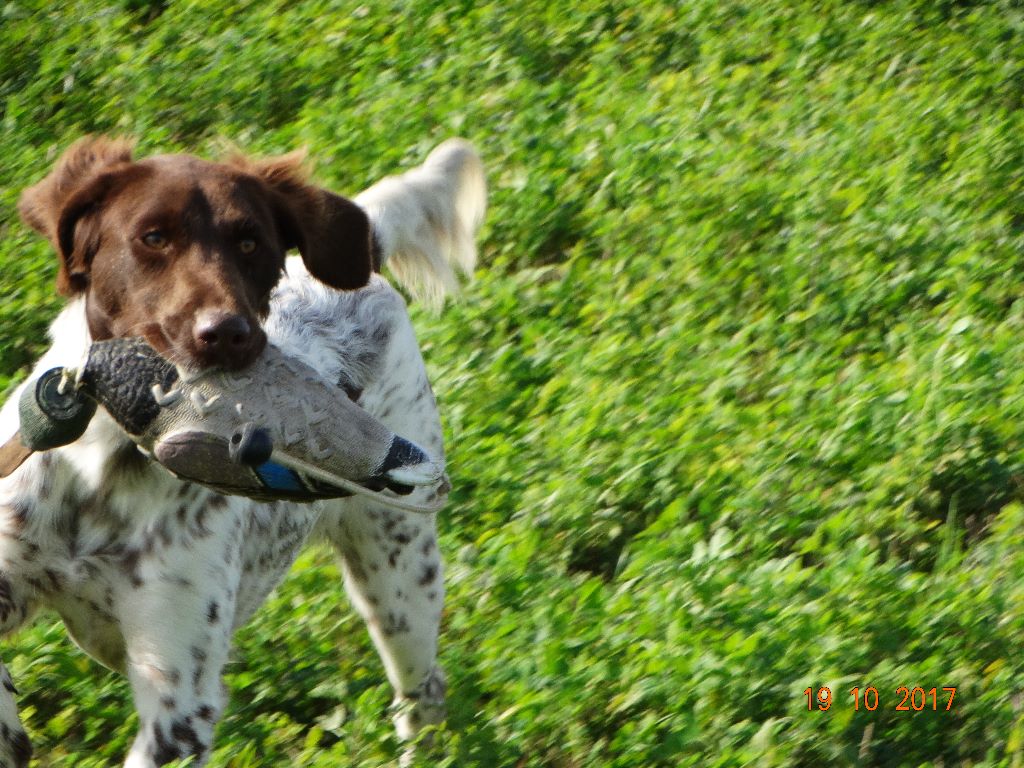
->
xmin=141 ymin=324 xmax=267 ymax=373
xmin=190 ymin=328 xmax=267 ymax=372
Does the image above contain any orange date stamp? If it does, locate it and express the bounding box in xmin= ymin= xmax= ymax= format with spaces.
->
xmin=804 ymin=686 xmax=957 ymax=712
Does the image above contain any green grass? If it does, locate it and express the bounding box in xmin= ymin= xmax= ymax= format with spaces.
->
xmin=2 ymin=0 xmax=1024 ymax=765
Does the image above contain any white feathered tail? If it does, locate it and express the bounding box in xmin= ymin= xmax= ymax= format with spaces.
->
xmin=355 ymin=139 xmax=486 ymax=307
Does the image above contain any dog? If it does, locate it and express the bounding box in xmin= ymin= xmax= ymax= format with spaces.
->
xmin=0 ymin=135 xmax=485 ymax=766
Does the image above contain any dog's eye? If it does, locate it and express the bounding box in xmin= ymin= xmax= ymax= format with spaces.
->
xmin=239 ymin=238 xmax=257 ymax=255
xmin=141 ymin=231 xmax=169 ymax=250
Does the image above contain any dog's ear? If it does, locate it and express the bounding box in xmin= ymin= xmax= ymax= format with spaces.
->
xmin=236 ymin=151 xmax=373 ymax=291
xmin=18 ymin=136 xmax=135 ymax=295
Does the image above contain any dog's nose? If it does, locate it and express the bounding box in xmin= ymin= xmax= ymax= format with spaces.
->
xmin=195 ymin=312 xmax=252 ymax=350
xmin=194 ymin=311 xmax=255 ymax=364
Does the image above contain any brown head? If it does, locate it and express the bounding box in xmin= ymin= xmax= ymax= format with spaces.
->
xmin=18 ymin=137 xmax=372 ymax=371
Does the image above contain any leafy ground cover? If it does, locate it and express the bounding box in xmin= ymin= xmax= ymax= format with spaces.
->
xmin=2 ymin=0 xmax=1024 ymax=765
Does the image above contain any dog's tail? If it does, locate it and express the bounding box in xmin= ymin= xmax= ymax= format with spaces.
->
xmin=356 ymin=139 xmax=486 ymax=307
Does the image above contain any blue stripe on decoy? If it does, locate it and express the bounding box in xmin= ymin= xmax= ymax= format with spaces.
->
xmin=255 ymin=461 xmax=305 ymax=492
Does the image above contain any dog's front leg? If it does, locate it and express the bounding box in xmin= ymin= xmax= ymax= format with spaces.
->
xmin=121 ymin=590 xmax=232 ymax=768
xmin=117 ymin=537 xmax=239 ymax=768
xmin=0 ymin=488 xmax=45 ymax=768
xmin=0 ymin=573 xmax=34 ymax=768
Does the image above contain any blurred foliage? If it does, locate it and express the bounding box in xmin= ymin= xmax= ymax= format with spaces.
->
xmin=2 ymin=0 xmax=1024 ymax=765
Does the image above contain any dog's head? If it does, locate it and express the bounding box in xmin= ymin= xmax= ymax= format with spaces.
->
xmin=18 ymin=137 xmax=372 ymax=371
